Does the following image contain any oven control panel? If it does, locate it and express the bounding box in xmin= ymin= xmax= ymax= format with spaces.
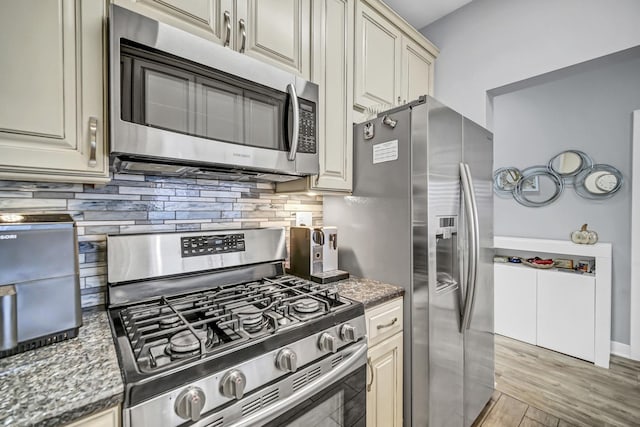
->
xmin=181 ymin=233 xmax=245 ymax=257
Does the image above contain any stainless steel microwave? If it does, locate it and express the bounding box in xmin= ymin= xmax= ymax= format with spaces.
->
xmin=109 ymin=5 xmax=319 ymax=182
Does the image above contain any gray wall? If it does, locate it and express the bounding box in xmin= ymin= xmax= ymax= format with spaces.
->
xmin=0 ymin=175 xmax=322 ymax=308
xmin=421 ymin=0 xmax=640 ymax=128
xmin=493 ymin=55 xmax=640 ymax=344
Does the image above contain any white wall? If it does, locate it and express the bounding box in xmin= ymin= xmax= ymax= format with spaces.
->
xmin=421 ymin=0 xmax=640 ymax=128
xmin=492 ymin=55 xmax=640 ymax=344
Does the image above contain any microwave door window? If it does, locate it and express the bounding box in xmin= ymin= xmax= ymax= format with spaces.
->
xmin=133 ymin=59 xmax=196 ymax=135
xmin=244 ymin=92 xmax=284 ymax=151
xmin=196 ymin=78 xmax=244 ymax=144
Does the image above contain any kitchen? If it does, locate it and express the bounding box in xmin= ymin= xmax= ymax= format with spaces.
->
xmin=1 ymin=0 xmax=640 ymax=426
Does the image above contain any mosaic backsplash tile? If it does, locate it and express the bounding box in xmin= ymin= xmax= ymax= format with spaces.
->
xmin=0 ymin=174 xmax=323 ymax=308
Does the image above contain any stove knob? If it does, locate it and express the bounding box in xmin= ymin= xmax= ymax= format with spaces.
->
xmin=220 ymin=369 xmax=247 ymax=400
xmin=276 ymin=348 xmax=298 ymax=373
xmin=340 ymin=324 xmax=358 ymax=343
xmin=175 ymin=387 xmax=206 ymax=422
xmin=318 ymin=332 xmax=338 ymax=353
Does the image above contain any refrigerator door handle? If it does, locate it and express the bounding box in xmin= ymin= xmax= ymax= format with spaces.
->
xmin=460 ymin=162 xmax=480 ymax=332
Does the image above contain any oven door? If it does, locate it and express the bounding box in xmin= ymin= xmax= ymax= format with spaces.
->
xmin=199 ymin=341 xmax=367 ymax=427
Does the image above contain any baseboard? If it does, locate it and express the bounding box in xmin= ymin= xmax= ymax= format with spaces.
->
xmin=610 ymin=341 xmax=631 ymax=358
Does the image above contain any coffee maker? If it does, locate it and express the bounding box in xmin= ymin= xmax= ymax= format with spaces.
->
xmin=289 ymin=226 xmax=349 ymax=283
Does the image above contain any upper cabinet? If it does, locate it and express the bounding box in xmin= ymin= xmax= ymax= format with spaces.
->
xmin=276 ymin=0 xmax=355 ymax=194
xmin=114 ymin=0 xmax=312 ymax=79
xmin=237 ymin=0 xmax=311 ymax=79
xmin=0 ymin=0 xmax=109 ymax=183
xmin=354 ymin=0 xmax=438 ymax=115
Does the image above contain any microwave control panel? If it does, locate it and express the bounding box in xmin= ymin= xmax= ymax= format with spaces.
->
xmin=297 ymin=101 xmax=316 ymax=154
xmin=181 ymin=233 xmax=245 ymax=257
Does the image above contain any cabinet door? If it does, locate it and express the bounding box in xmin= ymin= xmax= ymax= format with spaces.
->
xmin=354 ymin=1 xmax=402 ymax=111
xmin=237 ymin=0 xmax=311 ymax=79
xmin=537 ymin=270 xmax=595 ymax=362
xmin=0 ymin=0 xmax=108 ymax=183
xmin=401 ymin=36 xmax=434 ymax=104
xmin=310 ymin=0 xmax=354 ymax=192
xmin=494 ymin=264 xmax=537 ymax=345
xmin=367 ymin=331 xmax=403 ymax=427
xmin=113 ymin=0 xmax=231 ymax=45
xmin=64 ymin=406 xmax=120 ymax=427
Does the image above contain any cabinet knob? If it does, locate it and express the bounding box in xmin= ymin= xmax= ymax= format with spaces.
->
xmin=223 ymin=11 xmax=231 ymax=47
xmin=88 ymin=117 xmax=97 ymax=168
xmin=238 ymin=19 xmax=246 ymax=53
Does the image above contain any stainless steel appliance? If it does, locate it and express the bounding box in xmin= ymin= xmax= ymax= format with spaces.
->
xmin=0 ymin=214 xmax=82 ymax=357
xmin=106 ymin=228 xmax=366 ymax=427
xmin=290 ymin=226 xmax=349 ymax=284
xmin=325 ymin=96 xmax=494 ymax=426
xmin=109 ymin=5 xmax=319 ymax=182
xmin=289 ymin=226 xmax=337 ymax=274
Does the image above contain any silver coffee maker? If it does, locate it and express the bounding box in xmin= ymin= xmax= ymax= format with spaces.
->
xmin=0 ymin=214 xmax=82 ymax=357
xmin=289 ymin=226 xmax=349 ymax=283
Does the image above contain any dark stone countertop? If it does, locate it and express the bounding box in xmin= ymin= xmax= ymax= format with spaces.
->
xmin=335 ymin=277 xmax=405 ymax=309
xmin=0 ymin=309 xmax=124 ymax=427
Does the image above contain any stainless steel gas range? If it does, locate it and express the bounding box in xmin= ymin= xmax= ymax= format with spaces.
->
xmin=106 ymin=228 xmax=366 ymax=427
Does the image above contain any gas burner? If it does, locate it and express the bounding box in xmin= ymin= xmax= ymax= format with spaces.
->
xmin=238 ymin=312 xmax=266 ymax=333
xmin=158 ymin=315 xmax=181 ymax=329
xmin=167 ymin=328 xmax=210 ymax=355
xmin=292 ymin=298 xmax=321 ymax=314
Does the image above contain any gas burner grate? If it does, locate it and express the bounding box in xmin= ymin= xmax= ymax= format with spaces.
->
xmin=117 ymin=275 xmax=349 ymax=373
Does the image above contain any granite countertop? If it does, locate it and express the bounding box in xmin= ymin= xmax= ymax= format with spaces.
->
xmin=0 ymin=310 xmax=124 ymax=427
xmin=335 ymin=277 xmax=405 ymax=309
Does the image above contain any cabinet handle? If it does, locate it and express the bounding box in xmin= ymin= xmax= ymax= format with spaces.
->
xmin=223 ymin=11 xmax=231 ymax=47
xmin=238 ymin=19 xmax=246 ymax=53
xmin=366 ymin=357 xmax=374 ymax=392
xmin=376 ymin=317 xmax=398 ymax=330
xmin=397 ymin=96 xmax=401 ymax=105
xmin=88 ymin=117 xmax=97 ymax=168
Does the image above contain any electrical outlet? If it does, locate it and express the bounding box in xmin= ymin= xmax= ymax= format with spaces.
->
xmin=295 ymin=212 xmax=312 ymax=227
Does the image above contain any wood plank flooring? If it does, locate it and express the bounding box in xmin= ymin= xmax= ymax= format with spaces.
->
xmin=474 ymin=334 xmax=640 ymax=427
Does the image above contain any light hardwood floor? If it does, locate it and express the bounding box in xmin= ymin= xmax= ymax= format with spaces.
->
xmin=474 ymin=334 xmax=640 ymax=427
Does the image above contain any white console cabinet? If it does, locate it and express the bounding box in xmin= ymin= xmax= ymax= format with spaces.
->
xmin=494 ymin=236 xmax=612 ymax=368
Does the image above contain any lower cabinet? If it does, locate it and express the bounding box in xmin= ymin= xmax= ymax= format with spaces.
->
xmin=494 ymin=264 xmax=537 ymax=345
xmin=365 ymin=297 xmax=403 ymax=427
xmin=64 ymin=406 xmax=120 ymax=427
xmin=494 ymin=263 xmax=596 ymax=362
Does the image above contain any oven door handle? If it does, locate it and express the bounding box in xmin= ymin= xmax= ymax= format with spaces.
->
xmin=229 ymin=341 xmax=368 ymax=427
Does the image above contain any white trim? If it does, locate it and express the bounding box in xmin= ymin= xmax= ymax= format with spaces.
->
xmin=631 ymin=110 xmax=640 ymax=361
xmin=611 ymin=341 xmax=631 ymax=359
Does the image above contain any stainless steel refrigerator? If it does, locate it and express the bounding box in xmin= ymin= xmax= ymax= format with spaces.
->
xmin=324 ymin=96 xmax=494 ymax=426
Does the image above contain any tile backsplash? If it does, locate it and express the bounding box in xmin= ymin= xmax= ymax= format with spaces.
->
xmin=0 ymin=174 xmax=323 ymax=308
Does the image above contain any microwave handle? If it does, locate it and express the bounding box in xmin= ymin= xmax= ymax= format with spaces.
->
xmin=286 ymin=83 xmax=300 ymax=161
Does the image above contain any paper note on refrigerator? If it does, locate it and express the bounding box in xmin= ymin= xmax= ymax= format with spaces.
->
xmin=373 ymin=140 xmax=398 ymax=164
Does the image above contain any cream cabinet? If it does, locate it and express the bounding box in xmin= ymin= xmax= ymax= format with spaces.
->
xmin=112 ymin=0 xmax=230 ymax=44
xmin=64 ymin=406 xmax=120 ymax=427
xmin=365 ymin=297 xmax=403 ymax=427
xmin=114 ymin=0 xmax=312 ymax=79
xmin=276 ymin=0 xmax=354 ymax=194
xmin=0 ymin=0 xmax=109 ymax=183
xmin=354 ymin=0 xmax=438 ymax=114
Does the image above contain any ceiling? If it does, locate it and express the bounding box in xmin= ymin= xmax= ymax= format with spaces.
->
xmin=382 ymin=0 xmax=473 ymax=30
